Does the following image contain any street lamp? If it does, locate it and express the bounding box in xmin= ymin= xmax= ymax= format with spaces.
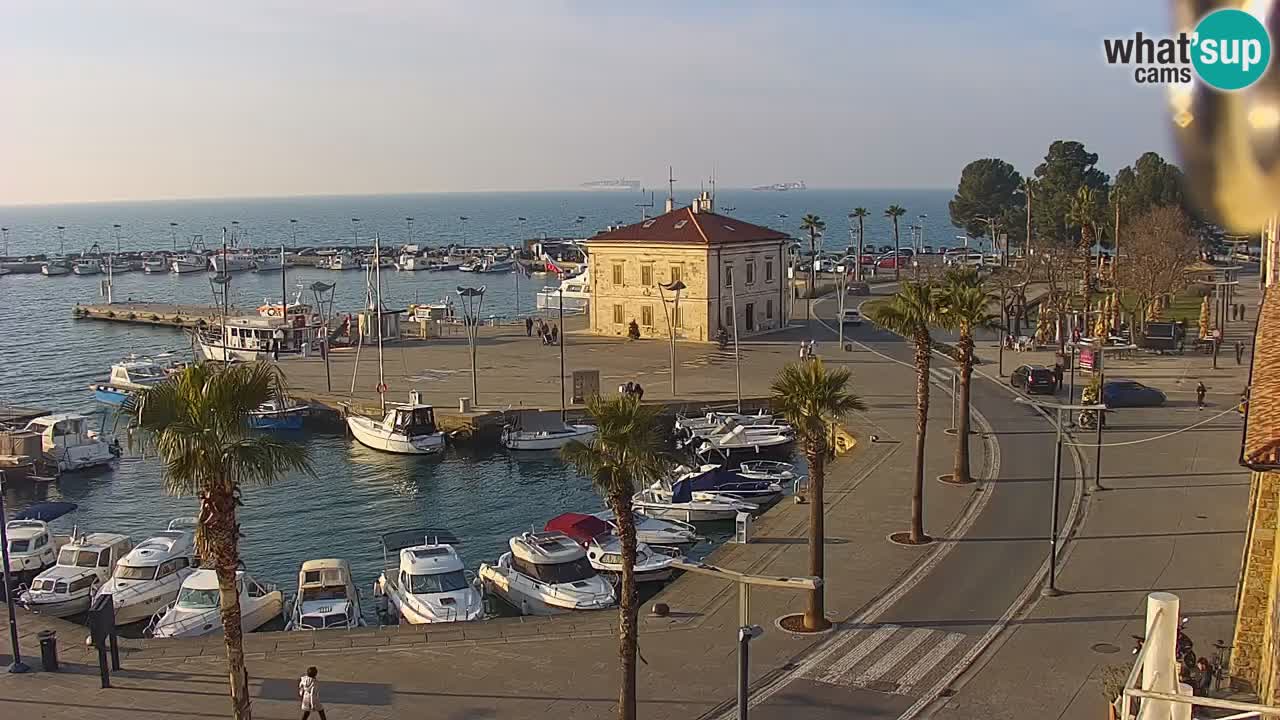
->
xmin=918 ymin=213 xmax=928 ymax=252
xmin=658 ymin=279 xmax=687 ymax=395
xmin=169 ymin=222 xmax=178 ymax=252
xmin=1 ymin=227 xmax=8 ymax=259
xmin=351 ymin=218 xmax=361 ymax=247
xmin=112 ymin=223 xmax=122 ymax=254
xmin=0 ymin=471 xmax=30 ymax=673
xmin=289 ymin=219 xmax=298 ymax=248
xmin=1014 ymin=396 xmax=1105 ymax=596
xmin=456 ymin=285 xmax=486 ymax=407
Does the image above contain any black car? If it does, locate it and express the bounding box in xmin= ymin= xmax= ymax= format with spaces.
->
xmin=1102 ymin=380 xmax=1167 ymax=408
xmin=1011 ymin=364 xmax=1056 ymax=394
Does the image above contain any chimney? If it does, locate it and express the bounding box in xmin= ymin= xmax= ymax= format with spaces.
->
xmin=692 ymin=190 xmax=713 ymax=214
xmin=665 ymin=196 xmax=675 ymax=213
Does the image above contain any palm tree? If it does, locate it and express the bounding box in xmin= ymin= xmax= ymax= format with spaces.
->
xmin=799 ymin=214 xmax=825 ymax=322
xmin=561 ymin=395 xmax=669 ymax=720
xmin=885 ymin=205 xmax=907 ymax=281
xmin=771 ymin=361 xmax=863 ymax=630
xmin=937 ymin=272 xmax=998 ymax=484
xmin=866 ymin=280 xmax=939 ymax=544
xmin=1069 ymin=186 xmax=1100 ymax=314
xmin=126 ymin=362 xmax=311 ymax=720
xmin=850 ymin=207 xmax=870 ymax=281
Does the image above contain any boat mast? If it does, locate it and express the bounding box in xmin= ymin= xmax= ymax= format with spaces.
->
xmin=559 ymin=286 xmax=566 ymax=424
xmin=221 ymin=227 xmax=229 ymax=368
xmin=374 ymin=233 xmax=386 ymax=413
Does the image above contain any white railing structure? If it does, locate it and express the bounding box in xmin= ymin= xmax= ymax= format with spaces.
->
xmin=1119 ymin=592 xmax=1277 ymax=720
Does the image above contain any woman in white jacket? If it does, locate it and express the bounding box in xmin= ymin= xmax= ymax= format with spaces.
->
xmin=299 ymin=666 xmax=327 ymax=720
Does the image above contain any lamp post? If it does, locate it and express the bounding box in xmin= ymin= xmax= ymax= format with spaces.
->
xmin=918 ymin=213 xmax=928 ymax=253
xmin=729 ymin=277 xmax=742 ymax=413
xmin=351 ymin=218 xmax=361 ymax=248
xmin=659 ymin=279 xmax=686 ymax=395
xmin=112 ymin=223 xmax=122 ymax=254
xmin=1 ymin=227 xmax=8 ymax=260
xmin=289 ymin=219 xmax=298 ymax=248
xmin=169 ymin=222 xmax=178 ymax=252
xmin=558 ymin=286 xmax=566 ymax=423
xmin=456 ymin=285 xmax=486 ymax=407
xmin=0 ymin=471 xmax=29 ymax=673
xmin=1014 ymin=397 xmax=1106 ymax=596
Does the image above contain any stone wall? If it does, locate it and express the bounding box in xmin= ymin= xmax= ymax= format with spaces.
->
xmin=1232 ymin=470 xmax=1280 ymax=695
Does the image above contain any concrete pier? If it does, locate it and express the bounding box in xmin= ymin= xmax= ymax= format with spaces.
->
xmin=72 ymin=301 xmax=234 ymax=328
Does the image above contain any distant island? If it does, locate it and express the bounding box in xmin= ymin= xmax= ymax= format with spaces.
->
xmin=581 ymin=179 xmax=641 ymax=191
xmin=751 ymin=181 xmax=806 ymax=192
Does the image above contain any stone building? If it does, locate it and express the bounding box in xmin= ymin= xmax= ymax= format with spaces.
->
xmin=583 ymin=192 xmax=789 ymax=341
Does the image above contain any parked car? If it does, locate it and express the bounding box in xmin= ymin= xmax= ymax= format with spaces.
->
xmin=1102 ymin=380 xmax=1166 ymax=408
xmin=945 ymin=252 xmax=985 ymax=267
xmin=877 ymin=245 xmax=894 ymax=254
xmin=1010 ymin=364 xmax=1056 ymax=394
xmin=876 ymin=254 xmax=906 ymax=269
xmin=921 ymin=245 xmax=935 ymax=254
xmin=841 ymin=308 xmax=863 ymax=326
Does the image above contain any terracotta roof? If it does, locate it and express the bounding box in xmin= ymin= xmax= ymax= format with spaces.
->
xmin=1244 ymin=288 xmax=1277 ymax=469
xmin=584 ymin=206 xmax=789 ymax=246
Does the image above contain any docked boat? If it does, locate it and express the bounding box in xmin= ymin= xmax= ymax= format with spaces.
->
xmin=41 ymin=257 xmax=72 ymax=276
xmin=96 ymin=518 xmax=197 ymax=625
xmin=210 ymin=249 xmax=254 ymax=273
xmin=253 ymin=253 xmax=284 ymax=272
xmin=500 ymin=411 xmax=596 ymax=451
xmin=149 ymin=568 xmax=283 ymax=638
xmin=23 ymin=413 xmax=119 ymax=472
xmin=535 ymin=268 xmax=591 ymax=312
xmin=196 ymin=314 xmax=316 ymax=363
xmin=4 ymin=502 xmax=76 ymax=587
xmin=544 ymin=514 xmax=683 ymax=584
xmin=72 ymin=257 xmax=102 ymax=275
xmin=396 ymin=253 xmax=430 ymax=271
xmin=474 ymin=258 xmax=514 ymax=274
xmin=326 ymin=250 xmax=358 ymax=271
xmin=673 ymin=410 xmax=776 ymax=436
xmin=667 ymin=464 xmax=784 ymax=501
xmin=346 ymin=397 xmax=446 ymax=455
xmin=285 ymin=558 xmax=365 ymax=631
xmin=20 ymin=532 xmax=133 ymax=617
xmin=360 ymin=254 xmax=395 ymax=269
xmin=685 ymin=421 xmax=795 ymax=455
xmin=104 ymin=256 xmax=135 ymax=274
xmin=478 ymin=531 xmax=615 ymax=616
xmin=92 ymin=355 xmax=172 ymax=405
xmin=373 ymin=529 xmax=483 ymax=624
xmin=428 ymin=260 xmax=462 ymax=272
xmin=170 ymin=254 xmax=206 ymax=273
xmin=591 ymin=509 xmax=699 ymax=547
xmin=633 ymin=476 xmax=759 ymax=523
xmin=142 ymin=255 xmax=169 ymax=273
xmin=736 ymin=460 xmax=799 ymax=484
xmin=247 ymin=398 xmax=309 ymax=430
xmin=458 ymin=257 xmax=482 ymax=272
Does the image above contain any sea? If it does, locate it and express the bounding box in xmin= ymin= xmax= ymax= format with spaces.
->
xmin=0 ymin=188 xmax=955 ymax=623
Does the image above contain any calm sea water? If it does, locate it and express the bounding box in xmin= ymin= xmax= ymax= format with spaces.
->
xmin=0 ymin=189 xmax=951 ymax=621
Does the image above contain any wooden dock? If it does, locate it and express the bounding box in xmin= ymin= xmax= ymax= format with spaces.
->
xmin=72 ymin=302 xmax=235 ymax=329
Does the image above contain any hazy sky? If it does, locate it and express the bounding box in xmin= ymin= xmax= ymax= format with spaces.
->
xmin=1 ymin=1 xmax=1175 ymax=205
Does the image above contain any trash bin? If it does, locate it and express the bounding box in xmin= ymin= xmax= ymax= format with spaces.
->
xmin=38 ymin=629 xmax=58 ymax=672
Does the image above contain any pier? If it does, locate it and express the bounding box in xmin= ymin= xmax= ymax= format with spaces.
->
xmin=72 ymin=302 xmax=233 ymax=328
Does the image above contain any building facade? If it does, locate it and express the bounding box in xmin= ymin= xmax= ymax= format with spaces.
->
xmin=583 ymin=193 xmax=789 ymax=341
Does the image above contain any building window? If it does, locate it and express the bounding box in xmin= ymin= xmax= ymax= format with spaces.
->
xmin=725 ymin=265 xmax=734 ymax=288
xmin=745 ymin=303 xmax=755 ymax=331
xmin=641 ymin=305 xmax=654 ymax=327
xmin=725 ymin=305 xmax=734 ymax=328
xmin=641 ymin=264 xmax=653 ymax=286
xmin=765 ymin=258 xmax=774 ymax=282
xmin=670 ymin=264 xmax=683 ymax=284
xmin=612 ymin=264 xmax=623 ymax=285
xmin=613 ymin=304 xmax=624 ymax=324
xmin=746 ymin=261 xmax=756 ymax=285
xmin=766 ymin=299 xmax=774 ymax=319
xmin=674 ymin=305 xmax=683 ymax=328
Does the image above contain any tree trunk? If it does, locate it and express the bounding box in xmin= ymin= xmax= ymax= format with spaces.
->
xmin=608 ymin=493 xmax=639 ymax=720
xmin=952 ymin=332 xmax=974 ymax=484
xmin=205 ymin=489 xmax=252 ymax=720
xmin=808 ymin=230 xmax=817 ymax=321
xmin=893 ymin=220 xmax=901 ymax=282
xmin=804 ymin=439 xmax=829 ymax=630
xmin=910 ymin=334 xmax=932 ymax=543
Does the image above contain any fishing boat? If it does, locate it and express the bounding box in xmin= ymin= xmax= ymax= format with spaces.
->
xmin=346 ymin=398 xmax=446 ymax=455
xmin=373 ymin=529 xmax=484 ymax=624
xmin=247 ymin=398 xmax=309 ymax=430
xmin=535 ymin=268 xmax=591 ymax=312
xmin=632 ymin=476 xmax=758 ymax=523
xmin=477 ymin=531 xmax=615 ymax=616
xmin=590 ymin=510 xmax=699 ymax=547
xmin=285 ymin=558 xmax=365 ymax=631
xmin=149 ymin=568 xmax=283 ymax=638
xmin=4 ymin=502 xmax=77 ymax=587
xmin=196 ymin=314 xmax=316 ymax=363
xmin=41 ymin=257 xmax=72 ymax=276
xmin=91 ymin=355 xmax=172 ymax=405
xmin=475 ymin=258 xmax=514 ymax=274
xmin=253 ymin=252 xmax=284 ymax=272
xmin=458 ymin=257 xmax=482 ymax=272
xmin=360 ymin=254 xmax=395 ymax=269
xmin=544 ymin=514 xmax=683 ymax=583
xmin=23 ymin=413 xmax=119 ymax=472
xmin=171 ymin=235 xmax=209 ymax=273
xmin=326 ymin=250 xmax=358 ymax=271
xmin=500 ymin=411 xmax=596 ymax=451
xmin=21 ymin=532 xmax=133 ymax=617
xmin=96 ymin=518 xmax=197 ymax=625
xmin=72 ymin=257 xmax=102 ymax=275
xmin=141 ymin=255 xmax=169 ymax=273
xmin=210 ymin=249 xmax=254 ymax=273
xmin=396 ymin=253 xmax=430 ymax=271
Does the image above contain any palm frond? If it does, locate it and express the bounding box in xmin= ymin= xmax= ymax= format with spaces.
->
xmin=770 ymin=360 xmax=865 ymax=446
xmin=561 ymin=395 xmax=671 ymax=502
xmin=865 ymin=280 xmax=940 ymax=340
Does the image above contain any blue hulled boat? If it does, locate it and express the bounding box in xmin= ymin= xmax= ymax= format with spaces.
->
xmin=247 ymin=398 xmax=309 ymax=430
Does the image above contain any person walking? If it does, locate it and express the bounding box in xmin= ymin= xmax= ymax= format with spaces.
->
xmin=635 ymin=383 xmax=644 ymax=401
xmin=550 ymin=323 xmax=559 ymax=345
xmin=1053 ymin=362 xmax=1064 ymax=392
xmin=299 ymin=666 xmax=327 ymax=720
xmin=1196 ymin=381 xmax=1207 ymax=410
xmin=525 ymin=316 xmax=533 ymax=337
xmin=1237 ymin=341 xmax=1245 ymax=365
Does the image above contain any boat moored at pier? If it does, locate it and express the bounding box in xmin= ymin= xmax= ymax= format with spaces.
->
xmin=96 ymin=518 xmax=197 ymax=625
xmin=285 ymin=558 xmax=365 ymax=631
xmin=373 ymin=529 xmax=483 ymax=624
xmin=346 ymin=396 xmax=446 ymax=455
xmin=149 ymin=568 xmax=283 ymax=638
xmin=23 ymin=413 xmax=119 ymax=472
xmin=196 ymin=314 xmax=317 ymax=363
xmin=92 ymin=355 xmax=173 ymax=405
xmin=21 ymin=531 xmax=133 ymax=617
xmin=478 ymin=531 xmax=614 ymax=616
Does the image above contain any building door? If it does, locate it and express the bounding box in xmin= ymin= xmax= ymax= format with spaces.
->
xmin=745 ymin=303 xmax=755 ymax=332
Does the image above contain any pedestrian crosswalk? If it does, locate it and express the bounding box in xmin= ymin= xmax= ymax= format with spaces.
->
xmin=800 ymin=624 xmax=971 ymax=696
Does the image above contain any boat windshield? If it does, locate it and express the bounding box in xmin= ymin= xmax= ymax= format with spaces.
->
xmin=34 ymin=579 xmax=69 ymax=594
xmin=58 ymin=548 xmax=100 ymax=568
xmin=300 ymin=612 xmax=351 ymax=629
xmin=116 ymin=565 xmax=158 ymax=581
xmin=176 ymin=587 xmax=220 ymax=609
xmin=408 ymin=570 xmax=468 ymax=594
xmin=528 ymin=557 xmax=596 ymax=584
xmin=8 ymin=539 xmax=30 ymax=553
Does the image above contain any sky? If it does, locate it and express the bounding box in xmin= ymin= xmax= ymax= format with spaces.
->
xmin=0 ymin=1 xmax=1177 ymax=205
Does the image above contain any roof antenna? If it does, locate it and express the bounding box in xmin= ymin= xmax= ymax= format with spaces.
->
xmin=636 ymin=191 xmax=655 ymax=221
xmin=710 ymin=164 xmax=717 ymax=211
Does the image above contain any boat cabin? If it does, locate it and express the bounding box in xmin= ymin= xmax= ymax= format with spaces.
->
xmin=6 ymin=520 xmax=58 ymax=571
xmin=109 ymin=360 xmax=167 ymax=388
xmin=385 ymin=405 xmax=438 ymax=436
xmin=509 ymin=532 xmax=597 ymax=584
xmin=293 ymin=558 xmax=359 ymax=630
xmin=24 ymin=414 xmax=100 ymax=454
xmin=113 ymin=531 xmax=194 ymax=582
xmin=219 ymin=315 xmax=313 ymax=352
xmin=29 ymin=532 xmax=133 ymax=593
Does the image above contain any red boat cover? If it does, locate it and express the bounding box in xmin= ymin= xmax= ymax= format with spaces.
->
xmin=544 ymin=512 xmax=610 ymax=545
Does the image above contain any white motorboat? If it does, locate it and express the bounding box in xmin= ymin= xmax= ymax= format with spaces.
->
xmin=535 ymin=267 xmax=591 ymax=312
xmin=346 ymin=398 xmax=446 ymax=455
xmin=474 ymin=258 xmax=514 ymax=273
xmin=687 ymin=422 xmax=795 ymax=455
xmin=170 ymin=253 xmax=207 ymax=273
xmin=96 ymin=518 xmax=197 ymax=625
xmin=326 ymin=250 xmax=358 ymax=271
xmin=478 ymin=531 xmax=615 ymax=616
xmin=23 ymin=413 xmax=119 ymax=472
xmin=142 ymin=255 xmax=169 ymax=273
xmin=92 ymin=355 xmax=172 ymax=406
xmin=196 ymin=314 xmax=316 ymax=363
xmin=21 ymin=532 xmax=133 ymax=617
xmin=545 ymin=514 xmax=683 ymax=583
xmin=396 ymin=253 xmax=430 ymax=271
xmin=633 ymin=477 xmax=759 ymax=523
xmin=41 ymin=257 xmax=72 ymax=276
xmin=253 ymin=253 xmax=284 ymax=272
xmin=360 ymin=254 xmax=395 ymax=269
xmin=591 ymin=510 xmax=699 ymax=547
xmin=286 ymin=558 xmax=365 ymax=631
xmin=737 ymin=460 xmax=799 ymax=484
xmin=104 ymin=256 xmax=135 ymax=274
xmin=72 ymin=257 xmax=102 ymax=275
xmin=666 ymin=464 xmax=784 ymax=501
xmin=679 ymin=418 xmax=793 ymax=441
xmin=5 ymin=507 xmax=74 ymax=586
xmin=373 ymin=530 xmax=484 ymax=624
xmin=673 ymin=410 xmax=775 ymax=435
xmin=210 ymin=249 xmax=254 ymax=273
xmin=501 ymin=412 xmax=597 ymax=451
xmin=149 ymin=568 xmax=283 ymax=638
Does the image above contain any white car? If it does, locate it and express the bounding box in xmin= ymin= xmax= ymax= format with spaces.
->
xmin=841 ymin=308 xmax=863 ymax=326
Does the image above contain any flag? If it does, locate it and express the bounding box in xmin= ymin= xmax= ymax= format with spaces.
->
xmin=545 ymin=258 xmax=562 ymax=274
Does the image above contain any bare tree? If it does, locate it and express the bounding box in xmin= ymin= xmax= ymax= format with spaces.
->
xmin=1113 ymin=205 xmax=1198 ymax=335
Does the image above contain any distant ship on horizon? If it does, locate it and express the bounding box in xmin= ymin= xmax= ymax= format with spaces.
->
xmin=580 ymin=178 xmax=641 ymax=191
xmin=752 ymin=180 xmax=806 ymax=192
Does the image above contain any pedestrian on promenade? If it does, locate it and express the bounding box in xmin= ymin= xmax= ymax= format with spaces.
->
xmin=1196 ymin=381 xmax=1207 ymax=410
xmin=525 ymin=317 xmax=533 ymax=337
xmin=1053 ymin=363 xmax=1064 ymax=392
xmin=635 ymin=383 xmax=644 ymax=401
xmin=1241 ymin=303 xmax=1247 ymax=320
xmin=299 ymin=666 xmax=327 ymax=720
xmin=551 ymin=323 xmax=559 ymax=345
xmin=1237 ymin=341 xmax=1245 ymax=365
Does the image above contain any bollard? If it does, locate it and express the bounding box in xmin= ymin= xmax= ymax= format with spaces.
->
xmin=37 ymin=630 xmax=58 ymax=672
